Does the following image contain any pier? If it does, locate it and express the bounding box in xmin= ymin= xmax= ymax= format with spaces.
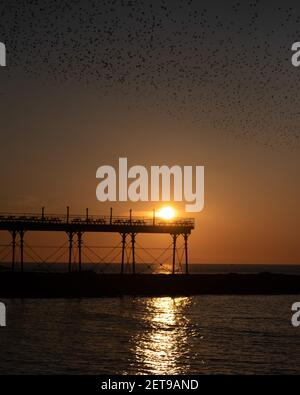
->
xmin=0 ymin=209 xmax=195 ymax=274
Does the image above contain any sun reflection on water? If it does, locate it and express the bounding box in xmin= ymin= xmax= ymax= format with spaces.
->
xmin=129 ymin=297 xmax=193 ymax=375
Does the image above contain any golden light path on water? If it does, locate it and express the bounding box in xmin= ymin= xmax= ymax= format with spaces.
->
xmin=128 ymin=297 xmax=195 ymax=375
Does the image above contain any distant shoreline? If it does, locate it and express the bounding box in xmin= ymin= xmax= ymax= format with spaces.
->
xmin=1 ymin=271 xmax=300 ymax=297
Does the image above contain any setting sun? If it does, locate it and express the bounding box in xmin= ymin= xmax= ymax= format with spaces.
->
xmin=157 ymin=206 xmax=176 ymax=220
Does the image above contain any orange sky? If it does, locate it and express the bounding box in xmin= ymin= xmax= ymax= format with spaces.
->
xmin=0 ymin=87 xmax=299 ymax=265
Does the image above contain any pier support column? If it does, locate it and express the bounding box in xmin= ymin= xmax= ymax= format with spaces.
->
xmin=67 ymin=232 xmax=74 ymax=273
xmin=77 ymin=232 xmax=83 ymax=272
xmin=66 ymin=206 xmax=70 ymax=224
xmin=183 ymin=233 xmax=189 ymax=275
xmin=172 ymin=234 xmax=178 ymax=275
xmin=120 ymin=233 xmax=127 ymax=274
xmin=131 ymin=233 xmax=136 ymax=274
xmin=19 ymin=230 xmax=25 ymax=273
xmin=11 ymin=230 xmax=17 ymax=273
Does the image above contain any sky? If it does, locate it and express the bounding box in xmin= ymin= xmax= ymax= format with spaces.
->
xmin=0 ymin=0 xmax=299 ymax=265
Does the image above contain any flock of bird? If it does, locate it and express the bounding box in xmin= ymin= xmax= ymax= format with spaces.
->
xmin=1 ymin=0 xmax=300 ymax=149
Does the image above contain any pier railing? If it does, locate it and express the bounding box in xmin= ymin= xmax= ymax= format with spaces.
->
xmin=0 ymin=212 xmax=195 ymax=228
xmin=0 ymin=211 xmax=195 ymax=274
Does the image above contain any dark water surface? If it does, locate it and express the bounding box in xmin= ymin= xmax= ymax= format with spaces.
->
xmin=0 ymin=295 xmax=299 ymax=374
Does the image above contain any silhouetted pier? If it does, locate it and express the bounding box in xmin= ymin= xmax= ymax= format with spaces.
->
xmin=0 ymin=208 xmax=195 ymax=274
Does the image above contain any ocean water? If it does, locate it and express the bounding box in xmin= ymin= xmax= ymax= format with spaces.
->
xmin=1 ymin=296 xmax=300 ymax=374
xmin=2 ymin=263 xmax=300 ymax=275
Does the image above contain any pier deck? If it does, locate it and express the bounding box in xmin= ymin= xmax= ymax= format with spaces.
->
xmin=0 ymin=211 xmax=195 ymax=274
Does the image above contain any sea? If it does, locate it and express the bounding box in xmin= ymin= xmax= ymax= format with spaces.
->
xmin=1 ymin=264 xmax=300 ymax=374
xmin=1 ymin=294 xmax=300 ymax=374
xmin=2 ymin=262 xmax=300 ymax=275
